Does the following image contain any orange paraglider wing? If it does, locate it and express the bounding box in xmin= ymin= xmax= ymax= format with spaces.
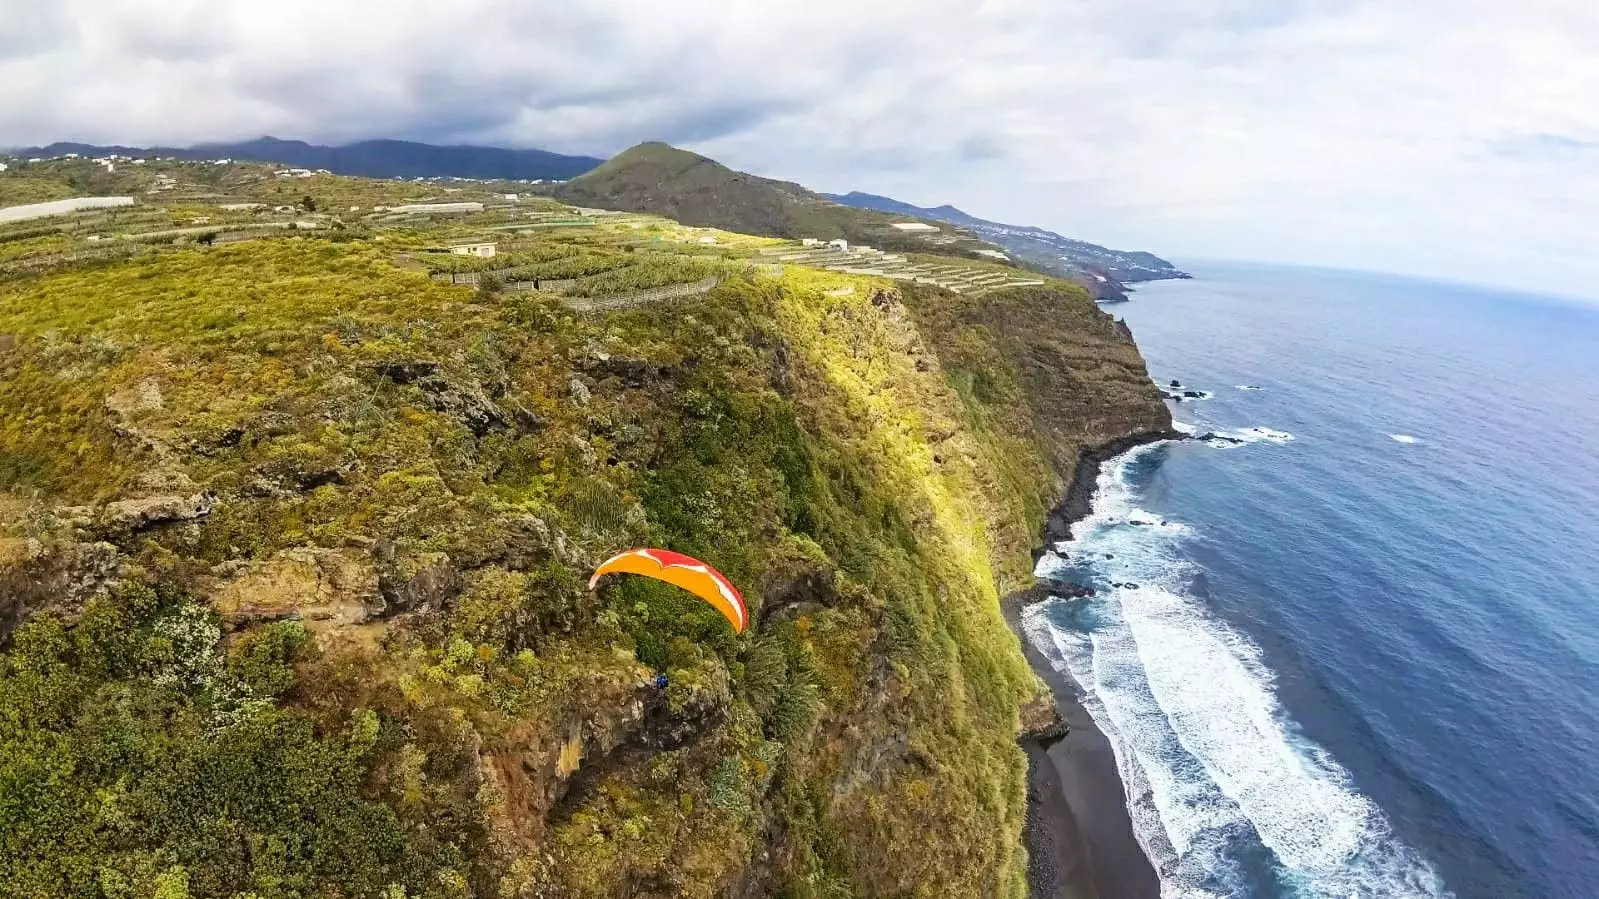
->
xmin=588 ymin=548 xmax=747 ymax=633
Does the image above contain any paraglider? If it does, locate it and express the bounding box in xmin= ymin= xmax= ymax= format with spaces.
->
xmin=588 ymin=548 xmax=747 ymax=634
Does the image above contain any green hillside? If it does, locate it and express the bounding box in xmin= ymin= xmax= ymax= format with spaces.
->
xmin=553 ymin=143 xmax=994 ymax=258
xmin=0 ymin=156 xmax=1168 ymax=897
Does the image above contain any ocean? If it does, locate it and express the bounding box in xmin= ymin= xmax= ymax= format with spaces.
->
xmin=1023 ymin=262 xmax=1599 ymax=898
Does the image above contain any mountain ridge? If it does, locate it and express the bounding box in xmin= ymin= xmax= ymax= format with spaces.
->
xmin=826 ymin=190 xmax=1190 ymax=298
xmin=14 ymin=136 xmax=605 ymax=181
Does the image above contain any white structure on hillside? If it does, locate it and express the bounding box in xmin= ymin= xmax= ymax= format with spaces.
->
xmin=391 ymin=202 xmax=484 ymax=215
xmin=0 ymin=196 xmax=135 ymax=224
xmin=977 ymin=249 xmax=1009 ymax=261
xmin=219 ymin=203 xmax=264 ymax=211
xmin=828 ymin=239 xmax=848 ymax=252
xmin=503 ymin=193 xmax=519 ymax=201
xmin=449 ymin=241 xmax=498 ymax=258
xmin=801 ymin=238 xmax=822 ymax=247
xmin=891 ymin=222 xmax=940 ymax=233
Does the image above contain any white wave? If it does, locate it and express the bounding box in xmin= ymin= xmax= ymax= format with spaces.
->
xmin=1172 ymin=420 xmax=1199 ymax=436
xmin=1215 ymin=426 xmax=1295 ymax=444
xmin=1236 ymin=385 xmax=1264 ymax=391
xmin=1027 ymin=446 xmax=1451 ymax=898
xmin=1390 ymin=434 xmax=1422 ymax=444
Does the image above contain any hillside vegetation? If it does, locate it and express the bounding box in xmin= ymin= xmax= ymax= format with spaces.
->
xmin=0 ymin=157 xmax=1167 ymax=898
xmin=553 ymin=144 xmax=989 ymax=260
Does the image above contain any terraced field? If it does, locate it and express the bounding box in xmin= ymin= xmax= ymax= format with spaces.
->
xmin=758 ymin=242 xmax=1046 ymax=296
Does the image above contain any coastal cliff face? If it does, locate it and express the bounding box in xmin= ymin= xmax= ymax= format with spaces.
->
xmin=0 ymin=180 xmax=1167 ymax=895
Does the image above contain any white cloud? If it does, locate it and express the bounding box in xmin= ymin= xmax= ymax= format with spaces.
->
xmin=3 ymin=0 xmax=1598 ymax=296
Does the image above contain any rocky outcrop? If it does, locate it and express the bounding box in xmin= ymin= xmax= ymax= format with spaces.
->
xmin=0 ymin=538 xmax=122 ymax=642
xmin=207 ymin=547 xmax=383 ymax=629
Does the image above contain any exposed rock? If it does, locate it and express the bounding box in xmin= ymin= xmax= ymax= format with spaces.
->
xmin=1019 ymin=691 xmax=1067 ymax=744
xmin=758 ymin=562 xmax=837 ymax=626
xmin=414 ymin=374 xmax=508 ymax=437
xmin=568 ymin=376 xmax=591 ymax=406
xmin=1053 ymin=581 xmax=1096 ymax=599
xmin=372 ymin=359 xmax=440 ymax=384
xmin=104 ymin=378 xmax=166 ymax=416
xmin=0 ymin=334 xmax=15 ymax=355
xmin=64 ymin=492 xmax=217 ymax=537
xmin=208 ymin=547 xmax=382 ymax=628
xmin=0 ymin=539 xmax=122 ymax=642
xmin=638 ymin=666 xmax=731 ymax=750
xmin=375 ymin=549 xmax=460 ymax=616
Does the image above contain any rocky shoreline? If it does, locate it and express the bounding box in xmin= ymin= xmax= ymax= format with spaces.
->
xmin=1011 ymin=429 xmax=1181 ymax=898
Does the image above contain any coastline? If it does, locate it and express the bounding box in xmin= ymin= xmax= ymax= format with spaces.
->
xmin=1011 ymin=430 xmax=1179 ymax=899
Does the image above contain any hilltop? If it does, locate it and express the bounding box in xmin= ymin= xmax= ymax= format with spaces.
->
xmin=552 ymin=142 xmax=898 ymax=244
xmin=0 ymin=154 xmax=1169 ymax=897
xmin=16 ymin=136 xmax=605 ymax=182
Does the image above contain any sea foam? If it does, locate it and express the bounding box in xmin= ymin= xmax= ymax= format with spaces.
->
xmin=1027 ymin=444 xmax=1451 ymax=898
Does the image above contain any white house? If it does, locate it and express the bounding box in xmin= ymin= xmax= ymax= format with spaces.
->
xmin=503 ymin=193 xmax=519 ymax=201
xmin=828 ymin=239 xmax=848 ymax=252
xmin=801 ymin=238 xmax=822 ymax=247
xmin=449 ymin=242 xmax=498 ymax=258
xmin=0 ymin=163 xmax=7 ymax=172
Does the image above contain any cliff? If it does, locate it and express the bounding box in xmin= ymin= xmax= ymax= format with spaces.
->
xmin=0 ymin=158 xmax=1169 ymax=897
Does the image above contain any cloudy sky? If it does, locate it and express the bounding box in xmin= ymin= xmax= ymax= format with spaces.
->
xmin=5 ymin=0 xmax=1599 ymax=297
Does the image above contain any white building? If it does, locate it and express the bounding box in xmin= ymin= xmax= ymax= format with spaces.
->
xmin=828 ymin=239 xmax=848 ymax=252
xmin=449 ymin=242 xmax=498 ymax=258
xmin=801 ymin=238 xmax=822 ymax=247
xmin=891 ymin=222 xmax=941 ymax=233
xmin=219 ymin=203 xmax=264 ymax=211
xmin=503 ymin=193 xmax=519 ymax=201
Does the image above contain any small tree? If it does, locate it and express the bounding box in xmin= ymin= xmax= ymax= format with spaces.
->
xmin=299 ymin=194 xmax=317 ymax=212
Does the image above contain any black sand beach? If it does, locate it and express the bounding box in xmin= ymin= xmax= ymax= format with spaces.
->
xmin=1011 ymin=431 xmax=1178 ymax=898
xmin=1008 ymin=588 xmax=1161 ymax=899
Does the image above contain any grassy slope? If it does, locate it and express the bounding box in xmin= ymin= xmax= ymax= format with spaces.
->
xmin=0 ymin=176 xmax=1166 ymax=898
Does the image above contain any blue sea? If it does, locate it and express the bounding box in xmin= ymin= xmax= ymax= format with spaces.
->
xmin=1023 ymin=262 xmax=1599 ymax=898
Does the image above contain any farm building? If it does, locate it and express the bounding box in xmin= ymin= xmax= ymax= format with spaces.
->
xmin=828 ymin=239 xmax=849 ymax=252
xmin=448 ymin=242 xmax=498 ymax=258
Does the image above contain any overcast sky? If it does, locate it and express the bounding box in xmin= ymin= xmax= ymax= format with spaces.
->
xmin=5 ymin=0 xmax=1598 ymax=297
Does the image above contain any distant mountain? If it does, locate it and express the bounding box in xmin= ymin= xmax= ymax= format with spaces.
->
xmin=16 ymin=137 xmax=604 ymax=181
xmin=826 ymin=191 xmax=1189 ymax=295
